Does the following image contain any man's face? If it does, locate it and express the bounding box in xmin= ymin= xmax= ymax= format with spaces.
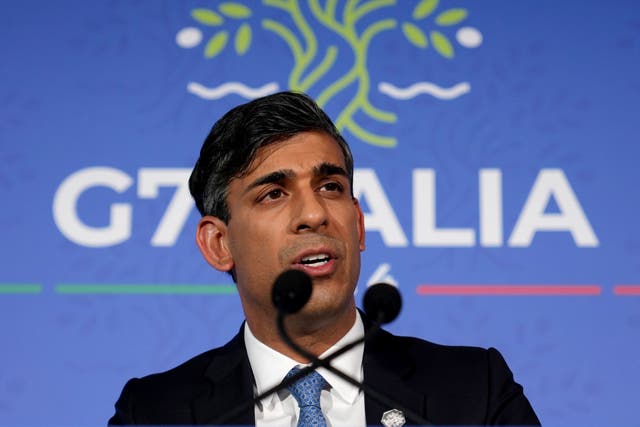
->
xmin=213 ymin=131 xmax=365 ymax=330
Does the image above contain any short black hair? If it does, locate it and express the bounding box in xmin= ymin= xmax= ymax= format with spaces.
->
xmin=189 ymin=91 xmax=354 ymax=222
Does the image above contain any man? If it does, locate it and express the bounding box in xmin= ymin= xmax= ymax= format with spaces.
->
xmin=109 ymin=91 xmax=540 ymax=426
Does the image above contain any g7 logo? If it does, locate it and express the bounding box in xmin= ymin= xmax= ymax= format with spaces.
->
xmin=54 ymin=167 xmax=599 ymax=249
xmin=53 ymin=167 xmax=193 ymax=247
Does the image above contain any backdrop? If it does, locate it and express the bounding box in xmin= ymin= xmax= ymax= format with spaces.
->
xmin=1 ymin=1 xmax=639 ymax=426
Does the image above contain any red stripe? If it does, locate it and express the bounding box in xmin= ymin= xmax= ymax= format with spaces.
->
xmin=613 ymin=285 xmax=640 ymax=296
xmin=416 ymin=284 xmax=601 ymax=296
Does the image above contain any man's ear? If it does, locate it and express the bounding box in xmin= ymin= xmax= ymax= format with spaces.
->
xmin=353 ymin=198 xmax=366 ymax=252
xmin=196 ymin=216 xmax=235 ymax=272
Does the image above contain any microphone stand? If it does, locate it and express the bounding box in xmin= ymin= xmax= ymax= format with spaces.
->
xmin=216 ymin=317 xmax=374 ymax=425
xmin=275 ymin=311 xmax=431 ymax=426
xmin=219 ymin=277 xmax=431 ymax=425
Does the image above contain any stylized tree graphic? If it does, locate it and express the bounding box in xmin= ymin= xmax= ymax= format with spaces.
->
xmin=401 ymin=0 xmax=468 ymax=58
xmin=183 ymin=0 xmax=477 ymax=147
xmin=191 ymin=3 xmax=253 ymax=57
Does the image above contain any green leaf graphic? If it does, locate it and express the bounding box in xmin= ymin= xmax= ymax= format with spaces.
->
xmin=435 ymin=8 xmax=468 ymax=26
xmin=192 ymin=8 xmax=223 ymax=26
xmin=205 ymin=31 xmax=228 ymax=58
xmin=219 ymin=2 xmax=251 ymax=19
xmin=430 ymin=30 xmax=454 ymax=58
xmin=413 ymin=0 xmax=439 ymax=20
xmin=402 ymin=22 xmax=428 ymax=48
xmin=235 ymin=23 xmax=252 ymax=55
xmin=185 ymin=0 xmax=403 ymax=148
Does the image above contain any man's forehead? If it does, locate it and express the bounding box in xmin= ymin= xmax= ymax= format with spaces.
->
xmin=241 ymin=132 xmax=346 ymax=178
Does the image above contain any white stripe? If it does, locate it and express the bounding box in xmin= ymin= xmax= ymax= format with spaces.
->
xmin=187 ymin=81 xmax=280 ymax=100
xmin=379 ymin=81 xmax=470 ymax=100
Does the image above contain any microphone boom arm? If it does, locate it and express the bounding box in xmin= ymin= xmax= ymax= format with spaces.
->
xmin=275 ymin=311 xmax=431 ymax=426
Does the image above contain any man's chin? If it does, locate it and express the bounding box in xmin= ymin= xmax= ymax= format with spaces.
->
xmin=288 ymin=297 xmax=356 ymax=329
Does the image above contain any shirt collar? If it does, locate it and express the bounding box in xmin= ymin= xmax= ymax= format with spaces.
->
xmin=244 ymin=312 xmax=365 ymax=407
xmin=316 ymin=313 xmax=364 ymax=404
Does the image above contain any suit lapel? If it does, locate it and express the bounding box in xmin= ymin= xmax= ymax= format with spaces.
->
xmin=191 ymin=328 xmax=256 ymax=425
xmin=362 ymin=324 xmax=428 ymax=426
xmin=189 ymin=316 xmax=429 ymax=425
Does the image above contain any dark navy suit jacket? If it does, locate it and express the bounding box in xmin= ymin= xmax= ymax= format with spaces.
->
xmin=109 ymin=320 xmax=540 ymax=425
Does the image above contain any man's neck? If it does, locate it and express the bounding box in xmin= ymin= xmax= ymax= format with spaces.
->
xmin=245 ymin=306 xmax=357 ymax=363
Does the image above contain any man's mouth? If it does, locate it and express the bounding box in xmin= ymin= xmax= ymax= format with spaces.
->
xmin=299 ymin=253 xmax=332 ymax=267
xmin=284 ymin=240 xmax=341 ymax=277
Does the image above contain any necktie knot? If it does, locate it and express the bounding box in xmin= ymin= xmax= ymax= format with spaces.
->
xmin=286 ymin=367 xmax=328 ymax=426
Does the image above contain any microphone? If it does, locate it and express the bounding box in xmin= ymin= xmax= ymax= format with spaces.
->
xmin=272 ymin=269 xmax=312 ymax=314
xmin=272 ymin=269 xmax=402 ymax=322
xmin=363 ymin=281 xmax=402 ymax=324
xmin=269 ymin=269 xmax=429 ymax=426
xmin=218 ymin=271 xmax=422 ymax=425
xmin=271 ymin=270 xmax=402 ymax=364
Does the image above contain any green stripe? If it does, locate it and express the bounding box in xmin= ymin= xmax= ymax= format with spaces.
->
xmin=55 ymin=284 xmax=237 ymax=295
xmin=0 ymin=284 xmax=42 ymax=294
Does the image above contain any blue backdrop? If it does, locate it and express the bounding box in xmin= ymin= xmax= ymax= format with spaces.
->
xmin=1 ymin=1 xmax=639 ymax=425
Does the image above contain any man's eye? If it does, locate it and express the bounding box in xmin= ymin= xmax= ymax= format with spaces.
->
xmin=321 ymin=182 xmax=344 ymax=192
xmin=263 ymin=189 xmax=283 ymax=200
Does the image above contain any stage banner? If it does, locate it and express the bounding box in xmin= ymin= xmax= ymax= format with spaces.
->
xmin=1 ymin=1 xmax=638 ymax=425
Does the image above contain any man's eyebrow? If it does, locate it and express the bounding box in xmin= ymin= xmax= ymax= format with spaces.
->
xmin=244 ymin=169 xmax=294 ymax=193
xmin=243 ymin=163 xmax=347 ymax=194
xmin=313 ymin=162 xmax=348 ymax=178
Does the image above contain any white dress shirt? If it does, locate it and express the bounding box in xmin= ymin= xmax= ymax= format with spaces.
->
xmin=244 ymin=314 xmax=366 ymax=427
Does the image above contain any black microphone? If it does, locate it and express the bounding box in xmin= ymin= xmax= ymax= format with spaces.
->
xmin=271 ymin=270 xmax=402 ymax=364
xmin=363 ymin=281 xmax=402 ymax=324
xmin=268 ymin=270 xmax=429 ymax=426
xmin=217 ymin=271 xmax=417 ymax=425
xmin=272 ymin=269 xmax=312 ymax=314
xmin=272 ymin=269 xmax=402 ymax=322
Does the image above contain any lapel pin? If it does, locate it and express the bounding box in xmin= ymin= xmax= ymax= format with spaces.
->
xmin=381 ymin=408 xmax=406 ymax=427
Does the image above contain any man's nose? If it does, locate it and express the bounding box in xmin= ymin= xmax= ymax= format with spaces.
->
xmin=291 ymin=190 xmax=328 ymax=232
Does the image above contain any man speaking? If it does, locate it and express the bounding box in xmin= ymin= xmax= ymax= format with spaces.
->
xmin=109 ymin=91 xmax=540 ymax=426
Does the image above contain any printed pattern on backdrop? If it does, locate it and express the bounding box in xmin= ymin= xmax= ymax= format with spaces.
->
xmin=1 ymin=1 xmax=639 ymax=426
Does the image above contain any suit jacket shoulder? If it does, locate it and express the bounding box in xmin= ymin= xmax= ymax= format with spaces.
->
xmin=363 ymin=328 xmax=540 ymax=425
xmin=108 ymin=330 xmax=255 ymax=425
xmin=109 ymin=320 xmax=540 ymax=426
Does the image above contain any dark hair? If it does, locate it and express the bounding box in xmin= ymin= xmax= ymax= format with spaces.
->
xmin=189 ymin=91 xmax=354 ymax=222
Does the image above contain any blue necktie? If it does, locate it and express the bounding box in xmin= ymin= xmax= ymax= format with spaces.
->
xmin=286 ymin=367 xmax=328 ymax=427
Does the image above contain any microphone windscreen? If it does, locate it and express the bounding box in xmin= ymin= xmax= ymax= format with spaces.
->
xmin=363 ymin=283 xmax=402 ymax=324
xmin=271 ymin=269 xmax=313 ymax=314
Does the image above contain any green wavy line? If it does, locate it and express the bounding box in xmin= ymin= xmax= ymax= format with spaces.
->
xmin=334 ymin=19 xmax=397 ymax=144
xmin=271 ymin=0 xmax=397 ymax=146
xmin=310 ymin=0 xmax=358 ymax=106
xmin=288 ymin=1 xmax=317 ymax=89
xmin=262 ymin=20 xmax=302 ymax=56
xmin=343 ymin=0 xmax=359 ymax=24
xmin=325 ymin=0 xmax=338 ymax=19
xmin=362 ymin=101 xmax=396 ymax=123
xmin=316 ymin=66 xmax=359 ymax=107
xmin=264 ymin=1 xmax=320 ymax=90
xmin=351 ymin=0 xmax=396 ymax=25
xmin=341 ymin=117 xmax=396 ymax=147
xmin=263 ymin=0 xmax=291 ymax=11
xmin=310 ymin=0 xmax=351 ymax=40
xmin=262 ymin=19 xmax=305 ymax=88
xmin=361 ymin=18 xmax=396 ymax=53
xmin=299 ymin=45 xmax=338 ymax=91
xmin=309 ymin=0 xmax=327 ymax=21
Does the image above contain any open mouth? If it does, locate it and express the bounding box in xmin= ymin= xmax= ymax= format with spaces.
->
xmin=289 ymin=243 xmax=339 ymax=277
xmin=299 ymin=253 xmax=332 ymax=267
